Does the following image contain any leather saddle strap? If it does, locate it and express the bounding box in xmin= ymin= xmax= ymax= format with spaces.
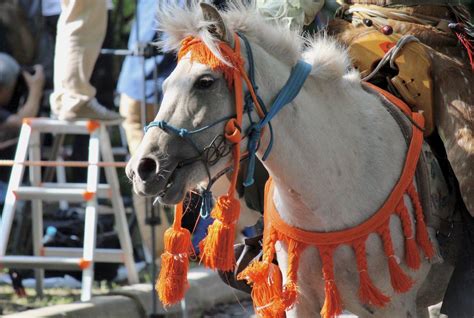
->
xmin=362 ymin=84 xmax=433 ymax=221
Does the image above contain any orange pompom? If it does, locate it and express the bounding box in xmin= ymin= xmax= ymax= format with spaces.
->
xmin=388 ymin=256 xmax=413 ymax=293
xmin=156 ymin=203 xmax=192 ymax=306
xmin=238 ymin=261 xmax=285 ymax=318
xmin=200 ymin=195 xmax=240 ymax=271
xmin=320 ymin=280 xmax=343 ymax=318
xmin=358 ymin=270 xmax=390 ymax=307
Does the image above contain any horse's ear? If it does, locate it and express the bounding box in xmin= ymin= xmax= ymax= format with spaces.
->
xmin=200 ymin=2 xmax=234 ymax=47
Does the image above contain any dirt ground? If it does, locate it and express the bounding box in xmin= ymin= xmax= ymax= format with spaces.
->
xmin=0 ymin=284 xmax=111 ymax=315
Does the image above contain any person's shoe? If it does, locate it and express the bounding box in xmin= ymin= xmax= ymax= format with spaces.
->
xmin=50 ymin=102 xmax=62 ymax=120
xmin=58 ymin=99 xmax=123 ymax=123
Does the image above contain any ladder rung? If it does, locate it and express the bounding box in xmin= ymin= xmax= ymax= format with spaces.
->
xmin=43 ymin=247 xmax=124 ymax=263
xmin=42 ymin=183 xmax=112 ymax=199
xmin=0 ymin=256 xmax=87 ymax=270
xmin=14 ymin=187 xmax=95 ymax=202
xmin=23 ymin=118 xmax=102 ymax=134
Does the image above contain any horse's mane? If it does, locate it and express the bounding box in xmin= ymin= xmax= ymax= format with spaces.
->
xmin=157 ymin=1 xmax=357 ymax=82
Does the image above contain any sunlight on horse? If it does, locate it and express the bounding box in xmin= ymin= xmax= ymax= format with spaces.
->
xmin=126 ymin=2 xmax=454 ymax=317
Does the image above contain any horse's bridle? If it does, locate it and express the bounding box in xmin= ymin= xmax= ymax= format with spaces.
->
xmin=144 ymin=32 xmax=311 ymax=217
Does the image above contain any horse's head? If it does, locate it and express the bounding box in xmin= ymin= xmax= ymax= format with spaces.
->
xmin=126 ymin=3 xmax=243 ymax=204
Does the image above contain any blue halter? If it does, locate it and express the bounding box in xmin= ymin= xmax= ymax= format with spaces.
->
xmin=144 ymin=33 xmax=311 ymax=217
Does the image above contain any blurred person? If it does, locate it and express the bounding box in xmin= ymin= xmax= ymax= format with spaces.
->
xmin=0 ymin=53 xmax=44 ymax=203
xmin=0 ymin=1 xmax=36 ymax=66
xmin=117 ymin=0 xmax=179 ymax=257
xmin=50 ymin=0 xmax=121 ymax=121
xmin=0 ymin=54 xmax=44 ymax=133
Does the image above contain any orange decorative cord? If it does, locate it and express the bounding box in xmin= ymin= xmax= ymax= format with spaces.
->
xmin=239 ymin=97 xmax=434 ymax=318
xmin=178 ymin=34 xmax=266 ymax=272
xmin=158 ymin=33 xmax=268 ymax=305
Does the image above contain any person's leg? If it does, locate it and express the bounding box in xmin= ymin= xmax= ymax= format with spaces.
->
xmin=50 ymin=0 xmax=120 ymax=121
xmin=119 ymin=94 xmax=151 ymax=155
xmin=120 ymin=93 xmax=168 ymax=257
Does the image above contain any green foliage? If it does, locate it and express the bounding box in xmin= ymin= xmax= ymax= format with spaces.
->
xmin=111 ymin=0 xmax=137 ymax=50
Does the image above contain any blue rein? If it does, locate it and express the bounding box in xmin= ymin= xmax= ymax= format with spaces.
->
xmin=243 ymin=59 xmax=312 ymax=186
xmin=144 ymin=33 xmax=311 ymax=216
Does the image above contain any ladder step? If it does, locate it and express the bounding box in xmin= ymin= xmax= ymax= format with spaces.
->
xmin=42 ymin=183 xmax=112 ymax=199
xmin=23 ymin=118 xmax=103 ymax=134
xmin=0 ymin=256 xmax=86 ymax=270
xmin=14 ymin=187 xmax=95 ymax=202
xmin=43 ymin=247 xmax=124 ymax=263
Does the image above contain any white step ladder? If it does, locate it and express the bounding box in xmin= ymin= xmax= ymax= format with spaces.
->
xmin=0 ymin=118 xmax=138 ymax=301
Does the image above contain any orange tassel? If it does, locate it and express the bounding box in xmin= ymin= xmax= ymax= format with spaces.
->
xmin=238 ymin=261 xmax=285 ymax=318
xmin=388 ymin=256 xmax=413 ymax=293
xmin=405 ymin=237 xmax=420 ymax=270
xmin=319 ymin=246 xmax=343 ymax=318
xmin=156 ymin=203 xmax=191 ymax=306
xmin=415 ymin=220 xmax=435 ymax=259
xmin=396 ymin=201 xmax=420 ymax=269
xmin=200 ymin=195 xmax=240 ymax=271
xmin=321 ymin=280 xmax=343 ymax=318
xmin=354 ymin=238 xmax=390 ymax=307
xmin=358 ymin=270 xmax=390 ymax=307
xmin=407 ymin=184 xmax=435 ymax=259
xmin=378 ymin=223 xmax=413 ymax=293
xmin=282 ymin=239 xmax=303 ymax=309
xmin=282 ymin=280 xmax=299 ymax=309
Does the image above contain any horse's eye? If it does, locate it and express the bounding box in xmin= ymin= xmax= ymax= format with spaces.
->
xmin=194 ymin=75 xmax=215 ymax=90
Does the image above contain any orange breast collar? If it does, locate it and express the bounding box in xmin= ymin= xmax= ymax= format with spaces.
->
xmin=238 ymin=85 xmax=436 ymax=318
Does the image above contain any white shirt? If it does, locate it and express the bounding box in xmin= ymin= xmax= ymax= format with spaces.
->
xmin=42 ymin=0 xmax=114 ymax=16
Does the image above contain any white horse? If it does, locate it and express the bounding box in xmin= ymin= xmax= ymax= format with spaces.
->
xmin=126 ymin=2 xmax=454 ymax=317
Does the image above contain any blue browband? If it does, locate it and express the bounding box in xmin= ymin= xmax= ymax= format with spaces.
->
xmin=144 ymin=33 xmax=311 ymax=216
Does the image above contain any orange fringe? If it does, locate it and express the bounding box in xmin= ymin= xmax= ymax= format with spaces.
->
xmin=407 ymin=184 xmax=435 ymax=259
xmin=156 ymin=203 xmax=191 ymax=306
xmin=378 ymin=223 xmax=414 ymax=293
xmin=178 ymin=36 xmax=235 ymax=88
xmin=246 ymin=175 xmax=434 ymax=317
xmin=396 ymin=201 xmax=421 ymax=269
xmin=282 ymin=239 xmax=303 ymax=309
xmin=319 ymin=246 xmax=343 ymax=318
xmin=353 ymin=238 xmax=390 ymax=307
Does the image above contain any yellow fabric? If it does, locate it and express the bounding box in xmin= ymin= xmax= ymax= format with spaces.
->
xmin=349 ymin=31 xmax=435 ymax=135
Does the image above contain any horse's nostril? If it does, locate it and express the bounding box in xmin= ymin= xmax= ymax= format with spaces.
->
xmin=137 ymin=157 xmax=158 ymax=181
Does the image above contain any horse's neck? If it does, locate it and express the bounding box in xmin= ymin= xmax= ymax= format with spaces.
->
xmin=252 ymin=46 xmax=408 ymax=232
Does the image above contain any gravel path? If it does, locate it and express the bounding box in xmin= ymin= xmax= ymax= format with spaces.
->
xmin=202 ymin=298 xmax=360 ymax=318
xmin=202 ymin=298 xmax=255 ymax=318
